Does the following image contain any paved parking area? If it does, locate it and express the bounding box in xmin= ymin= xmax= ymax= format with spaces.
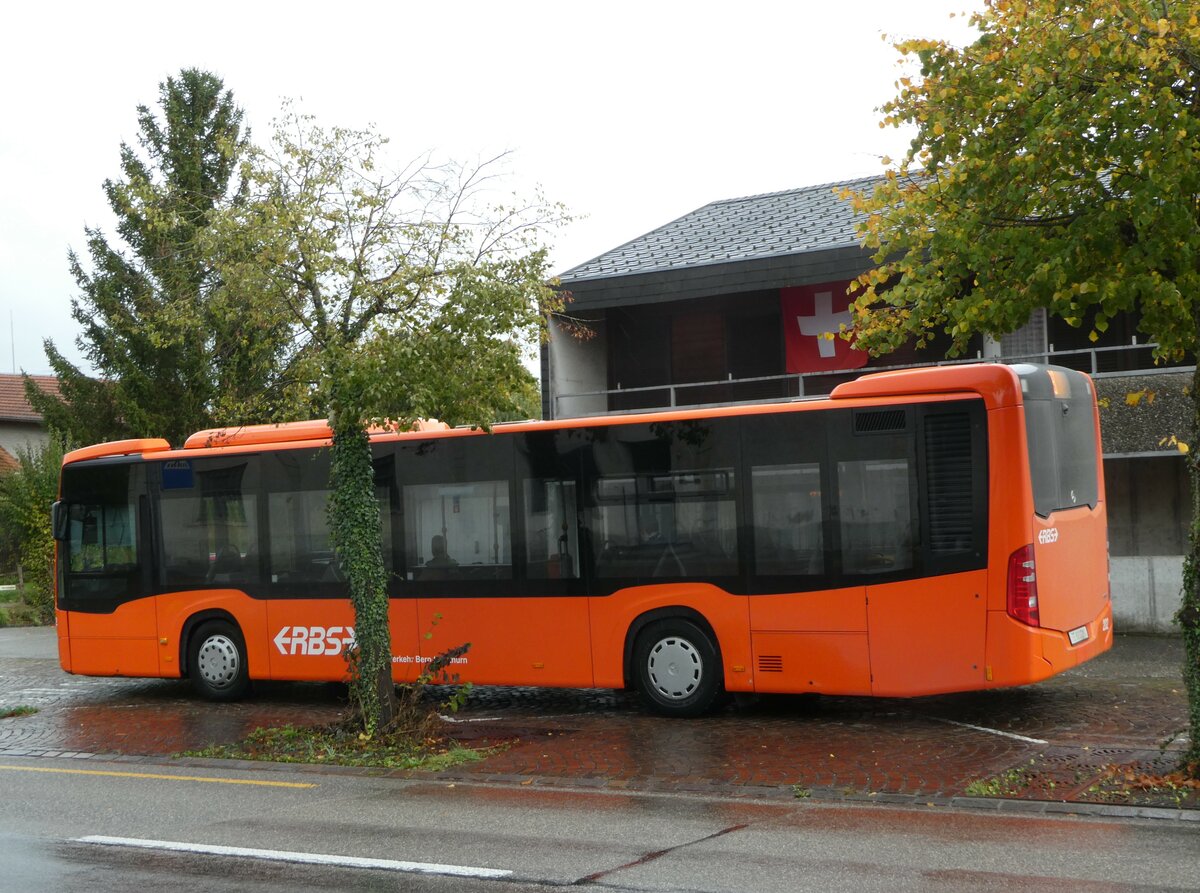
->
xmin=0 ymin=628 xmax=1190 ymax=806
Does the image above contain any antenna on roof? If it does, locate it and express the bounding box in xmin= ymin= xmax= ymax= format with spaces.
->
xmin=9 ymin=310 xmax=13 ymax=375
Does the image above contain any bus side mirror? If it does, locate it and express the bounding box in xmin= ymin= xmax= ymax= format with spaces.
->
xmin=51 ymin=501 xmax=68 ymax=541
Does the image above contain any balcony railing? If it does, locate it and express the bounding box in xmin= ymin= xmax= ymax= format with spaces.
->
xmin=552 ymin=343 xmax=1195 ymax=418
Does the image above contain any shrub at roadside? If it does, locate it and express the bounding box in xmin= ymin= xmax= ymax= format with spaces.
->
xmin=0 ymin=435 xmax=67 ymax=624
xmin=185 ymin=643 xmax=491 ymax=770
xmin=0 ymin=706 xmax=38 ymax=719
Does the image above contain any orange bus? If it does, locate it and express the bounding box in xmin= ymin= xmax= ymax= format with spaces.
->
xmin=52 ymin=363 xmax=1112 ymax=717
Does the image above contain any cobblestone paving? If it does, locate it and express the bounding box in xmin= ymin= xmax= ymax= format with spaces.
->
xmin=0 ymin=634 xmax=1191 ymax=807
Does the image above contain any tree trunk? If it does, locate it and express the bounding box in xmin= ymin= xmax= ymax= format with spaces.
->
xmin=1180 ymin=362 xmax=1200 ymax=773
xmin=329 ymin=420 xmax=396 ymax=735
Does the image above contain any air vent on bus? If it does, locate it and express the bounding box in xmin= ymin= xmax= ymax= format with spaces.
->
xmin=758 ymin=655 xmax=784 ymax=673
xmin=924 ymin=412 xmax=974 ymax=554
xmin=854 ymin=409 xmax=907 ymax=434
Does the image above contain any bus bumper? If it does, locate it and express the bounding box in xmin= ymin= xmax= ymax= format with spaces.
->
xmin=985 ymin=601 xmax=1113 ymax=688
xmin=56 ymin=608 xmax=72 ymax=674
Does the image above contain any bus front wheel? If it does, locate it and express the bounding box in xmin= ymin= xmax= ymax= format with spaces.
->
xmin=189 ymin=620 xmax=250 ymax=701
xmin=634 ymin=619 xmax=722 ymax=717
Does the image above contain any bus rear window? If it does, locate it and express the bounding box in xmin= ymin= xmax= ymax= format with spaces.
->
xmin=1021 ymin=369 xmax=1099 ymax=517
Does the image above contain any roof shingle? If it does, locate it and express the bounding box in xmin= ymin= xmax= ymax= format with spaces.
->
xmin=559 ymin=175 xmax=880 ymax=284
xmin=0 ymin=374 xmax=60 ymax=423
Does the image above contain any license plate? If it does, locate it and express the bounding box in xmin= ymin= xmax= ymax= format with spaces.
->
xmin=1068 ymin=625 xmax=1089 ymax=646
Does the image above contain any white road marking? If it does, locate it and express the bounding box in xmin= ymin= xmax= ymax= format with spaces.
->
xmin=77 ymin=836 xmax=512 ymax=879
xmin=924 ymin=716 xmax=1048 ymax=745
xmin=438 ymin=714 xmax=503 ymax=723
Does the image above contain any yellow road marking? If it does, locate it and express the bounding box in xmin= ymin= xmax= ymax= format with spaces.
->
xmin=0 ymin=764 xmax=316 ymax=788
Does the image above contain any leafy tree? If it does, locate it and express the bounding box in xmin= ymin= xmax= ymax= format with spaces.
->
xmin=845 ymin=1 xmax=1200 ymax=772
xmin=211 ymin=110 xmax=566 ymax=734
xmin=30 ymin=68 xmax=299 ymax=447
xmin=0 ymin=436 xmax=68 ymax=623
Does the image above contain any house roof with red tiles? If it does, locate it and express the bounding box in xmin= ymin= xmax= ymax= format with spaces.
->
xmin=0 ymin=446 xmax=18 ymax=474
xmin=0 ymin=374 xmax=60 ymax=423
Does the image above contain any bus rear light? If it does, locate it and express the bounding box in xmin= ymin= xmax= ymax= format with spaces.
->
xmin=1007 ymin=544 xmax=1041 ymax=627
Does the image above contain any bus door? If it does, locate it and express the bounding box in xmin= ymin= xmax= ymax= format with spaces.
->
xmin=408 ymin=475 xmax=593 ymax=687
xmin=854 ymin=403 xmax=990 ymax=696
xmin=58 ymin=460 xmax=160 ymax=677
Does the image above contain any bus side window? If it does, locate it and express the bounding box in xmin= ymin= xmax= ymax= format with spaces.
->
xmin=523 ymin=479 xmax=580 ymax=579
xmin=751 ymin=463 xmax=824 ymax=576
xmin=68 ymin=502 xmax=138 ymax=573
xmin=403 ymin=480 xmax=513 ymax=581
xmin=158 ymin=459 xmax=261 ymax=588
xmin=838 ymin=458 xmax=914 ymax=574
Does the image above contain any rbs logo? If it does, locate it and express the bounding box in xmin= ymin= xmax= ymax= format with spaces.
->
xmin=274 ymin=625 xmax=355 ymax=656
xmin=1037 ymin=528 xmax=1060 ymax=545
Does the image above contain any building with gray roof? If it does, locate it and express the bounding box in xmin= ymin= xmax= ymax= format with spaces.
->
xmin=540 ymin=177 xmax=1192 ymax=635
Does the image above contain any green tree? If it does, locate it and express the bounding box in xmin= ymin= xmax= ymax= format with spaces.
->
xmin=0 ymin=436 xmax=68 ymax=623
xmin=845 ymin=0 xmax=1200 ymax=772
xmin=211 ymin=109 xmax=566 ymax=733
xmin=30 ymin=68 xmax=299 ymax=447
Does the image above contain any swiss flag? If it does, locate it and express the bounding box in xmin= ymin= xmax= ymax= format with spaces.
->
xmin=781 ymin=282 xmax=867 ymax=374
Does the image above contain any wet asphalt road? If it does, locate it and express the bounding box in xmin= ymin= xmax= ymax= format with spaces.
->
xmin=0 ymin=754 xmax=1198 ymax=892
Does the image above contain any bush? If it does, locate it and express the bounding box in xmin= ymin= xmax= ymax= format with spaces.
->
xmin=0 ymin=434 xmax=67 ymax=625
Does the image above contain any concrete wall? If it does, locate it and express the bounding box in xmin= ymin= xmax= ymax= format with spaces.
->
xmin=1103 ymin=455 xmax=1185 ymax=634
xmin=1111 ymin=556 xmax=1182 ymax=633
xmin=0 ymin=421 xmax=48 ymax=460
xmin=547 ymin=315 xmax=608 ymax=418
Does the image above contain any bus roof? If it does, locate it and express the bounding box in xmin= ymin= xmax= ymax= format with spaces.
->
xmin=61 ymin=363 xmax=1035 ymax=467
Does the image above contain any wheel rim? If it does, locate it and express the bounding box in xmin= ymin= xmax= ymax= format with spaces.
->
xmin=196 ymin=634 xmax=240 ymax=690
xmin=646 ymin=636 xmax=702 ymax=701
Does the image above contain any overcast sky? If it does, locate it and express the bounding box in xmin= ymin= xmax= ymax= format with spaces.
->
xmin=0 ymin=1 xmax=981 ymax=377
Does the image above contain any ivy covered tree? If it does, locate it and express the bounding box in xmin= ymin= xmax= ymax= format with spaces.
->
xmin=30 ymin=68 xmax=299 ymax=447
xmin=845 ymin=1 xmax=1200 ymax=773
xmin=211 ymin=109 xmax=566 ymax=733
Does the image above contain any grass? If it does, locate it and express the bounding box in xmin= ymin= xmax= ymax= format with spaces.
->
xmin=0 ymin=705 xmax=38 ymax=719
xmin=964 ymin=764 xmax=1033 ymax=798
xmin=0 ymin=602 xmax=41 ymax=628
xmin=0 ymin=571 xmax=54 ymax=626
xmin=182 ymin=719 xmax=494 ymax=771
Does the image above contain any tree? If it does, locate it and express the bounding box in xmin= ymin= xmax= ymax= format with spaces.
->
xmin=0 ymin=435 xmax=68 ymax=623
xmin=211 ymin=109 xmax=566 ymax=734
xmin=845 ymin=0 xmax=1200 ymax=772
xmin=30 ymin=68 xmax=299 ymax=447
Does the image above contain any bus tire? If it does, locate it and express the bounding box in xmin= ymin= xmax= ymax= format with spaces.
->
xmin=633 ymin=618 xmax=722 ymax=717
xmin=189 ymin=620 xmax=250 ymax=701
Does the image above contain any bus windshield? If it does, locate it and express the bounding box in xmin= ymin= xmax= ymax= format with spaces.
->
xmin=1016 ymin=365 xmax=1100 ymax=517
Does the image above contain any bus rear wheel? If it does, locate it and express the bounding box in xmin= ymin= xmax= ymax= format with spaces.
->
xmin=634 ymin=619 xmax=722 ymax=717
xmin=189 ymin=620 xmax=250 ymax=701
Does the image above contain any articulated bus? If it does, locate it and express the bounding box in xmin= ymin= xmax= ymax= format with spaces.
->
xmin=52 ymin=363 xmax=1111 ymax=717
